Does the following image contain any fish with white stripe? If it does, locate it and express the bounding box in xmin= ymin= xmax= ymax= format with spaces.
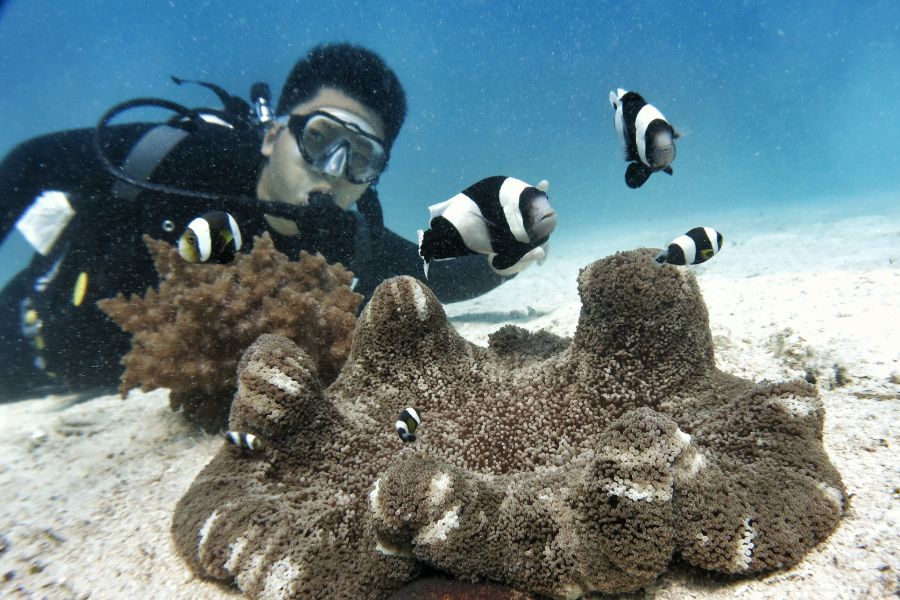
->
xmin=417 ymin=176 xmax=557 ymax=277
xmin=223 ymin=430 xmax=263 ymax=452
xmin=655 ymin=227 xmax=724 ymax=266
xmin=395 ymin=407 xmax=421 ymax=442
xmin=609 ymin=89 xmax=680 ymax=189
xmin=178 ymin=211 xmax=243 ymax=264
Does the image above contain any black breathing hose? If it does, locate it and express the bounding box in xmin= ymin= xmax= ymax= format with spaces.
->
xmin=92 ymin=96 xmax=327 ymax=223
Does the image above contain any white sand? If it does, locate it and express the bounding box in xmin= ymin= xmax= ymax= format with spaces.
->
xmin=1 ymin=198 xmax=897 ymax=599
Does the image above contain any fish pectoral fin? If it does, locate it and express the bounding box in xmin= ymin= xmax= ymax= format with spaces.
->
xmin=536 ymin=242 xmax=549 ymax=265
xmin=489 ymin=245 xmax=546 ymax=276
xmin=490 ymin=251 xmax=517 ymax=270
xmin=663 ymin=166 xmax=674 ymax=175
xmin=625 ymin=162 xmax=652 ymax=188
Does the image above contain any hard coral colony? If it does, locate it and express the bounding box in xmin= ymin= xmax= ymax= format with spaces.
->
xmin=172 ymin=248 xmax=844 ymax=599
xmin=98 ymin=233 xmax=361 ymax=429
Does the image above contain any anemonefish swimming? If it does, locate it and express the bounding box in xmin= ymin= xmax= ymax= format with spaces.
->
xmin=224 ymin=430 xmax=262 ymax=451
xmin=417 ymin=176 xmax=558 ymax=277
xmin=178 ymin=211 xmax=242 ymax=264
xmin=395 ymin=407 xmax=421 ymax=443
xmin=609 ymin=89 xmax=680 ymax=189
xmin=655 ymin=227 xmax=724 ymax=266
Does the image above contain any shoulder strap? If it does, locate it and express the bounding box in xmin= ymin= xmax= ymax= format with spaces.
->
xmin=110 ymin=124 xmax=189 ymax=201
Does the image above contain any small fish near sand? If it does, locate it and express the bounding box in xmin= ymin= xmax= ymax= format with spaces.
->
xmin=223 ymin=430 xmax=263 ymax=452
xmin=656 ymin=226 xmax=724 ymax=266
xmin=395 ymin=407 xmax=421 ymax=443
xmin=417 ymin=176 xmax=558 ymax=277
xmin=609 ymin=88 xmax=680 ymax=189
xmin=178 ymin=210 xmax=243 ymax=264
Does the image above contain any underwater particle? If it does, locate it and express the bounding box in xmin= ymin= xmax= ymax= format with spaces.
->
xmin=395 ymin=407 xmax=421 ymax=442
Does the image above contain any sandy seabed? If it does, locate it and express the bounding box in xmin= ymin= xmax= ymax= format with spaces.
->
xmin=0 ymin=197 xmax=897 ymax=599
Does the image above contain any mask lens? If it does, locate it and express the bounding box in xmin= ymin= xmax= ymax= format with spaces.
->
xmin=301 ymin=114 xmax=342 ymax=156
xmin=292 ymin=113 xmax=387 ymax=183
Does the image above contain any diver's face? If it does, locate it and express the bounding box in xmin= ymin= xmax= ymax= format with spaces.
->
xmin=258 ymin=87 xmax=386 ymax=234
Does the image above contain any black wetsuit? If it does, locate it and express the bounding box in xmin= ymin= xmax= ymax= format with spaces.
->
xmin=0 ymin=121 xmax=505 ymax=398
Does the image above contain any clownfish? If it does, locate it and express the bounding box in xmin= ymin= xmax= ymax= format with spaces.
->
xmin=395 ymin=407 xmax=421 ymax=443
xmin=224 ymin=430 xmax=263 ymax=451
xmin=417 ymin=176 xmax=557 ymax=277
xmin=178 ymin=211 xmax=242 ymax=264
xmin=609 ymin=89 xmax=680 ymax=189
xmin=655 ymin=227 xmax=724 ymax=266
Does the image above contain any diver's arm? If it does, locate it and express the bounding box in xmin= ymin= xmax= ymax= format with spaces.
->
xmin=0 ymin=125 xmax=151 ymax=241
xmin=0 ymin=134 xmax=63 ymax=240
xmin=361 ymin=227 xmax=506 ymax=303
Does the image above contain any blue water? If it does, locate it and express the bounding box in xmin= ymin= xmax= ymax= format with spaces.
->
xmin=1 ymin=0 xmax=898 ymax=287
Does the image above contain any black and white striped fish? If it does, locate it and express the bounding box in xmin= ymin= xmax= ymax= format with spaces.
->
xmin=178 ymin=211 xmax=242 ymax=264
xmin=395 ymin=407 xmax=421 ymax=443
xmin=417 ymin=176 xmax=557 ymax=277
xmin=655 ymin=227 xmax=724 ymax=266
xmin=609 ymin=89 xmax=679 ymax=189
xmin=223 ymin=430 xmax=263 ymax=451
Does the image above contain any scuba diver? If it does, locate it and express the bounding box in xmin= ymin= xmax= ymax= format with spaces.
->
xmin=0 ymin=43 xmax=550 ymax=399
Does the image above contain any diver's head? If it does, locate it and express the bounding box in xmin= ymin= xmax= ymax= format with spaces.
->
xmin=257 ymin=44 xmax=406 ymax=234
xmin=277 ymin=43 xmax=406 ymax=149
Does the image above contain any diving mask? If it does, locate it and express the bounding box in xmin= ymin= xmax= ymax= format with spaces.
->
xmin=287 ymin=108 xmax=388 ymax=184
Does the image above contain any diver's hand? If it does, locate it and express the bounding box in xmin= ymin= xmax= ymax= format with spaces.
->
xmin=293 ymin=193 xmax=358 ymax=265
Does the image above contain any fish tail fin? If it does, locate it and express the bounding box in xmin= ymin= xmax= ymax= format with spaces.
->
xmin=625 ymin=162 xmax=652 ymax=188
xmin=417 ymin=229 xmax=431 ymax=279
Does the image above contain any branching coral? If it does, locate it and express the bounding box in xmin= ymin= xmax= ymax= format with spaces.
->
xmin=98 ymin=233 xmax=361 ymax=429
xmin=172 ymin=248 xmax=844 ymax=599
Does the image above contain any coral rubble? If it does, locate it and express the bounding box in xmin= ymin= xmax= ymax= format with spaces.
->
xmin=172 ymin=248 xmax=845 ymax=599
xmin=98 ymin=234 xmax=361 ymax=428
